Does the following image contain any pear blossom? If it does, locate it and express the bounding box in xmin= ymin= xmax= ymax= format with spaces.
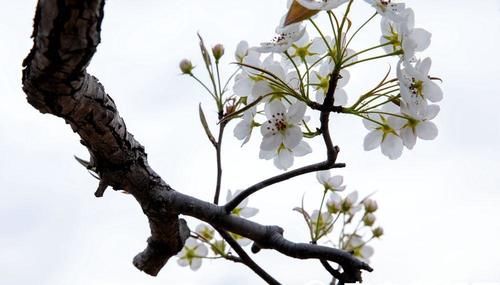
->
xmin=195 ymin=223 xmax=215 ymax=241
xmin=326 ymin=191 xmax=342 ymax=213
xmin=229 ymin=232 xmax=253 ymax=247
xmin=286 ymin=32 xmax=327 ymax=65
xmin=311 ymin=210 xmax=334 ymax=236
xmin=364 ymin=0 xmax=406 ymax=22
xmin=311 ymin=61 xmax=349 ymax=105
xmin=177 ymin=238 xmax=209 ymax=271
xmin=341 ymin=191 xmax=362 ymax=215
xmin=344 ymin=236 xmax=374 ymax=263
xmin=316 ymin=170 xmax=346 ymax=192
xmin=257 ymin=20 xmax=306 ymax=53
xmin=233 ymin=108 xmax=257 ymax=145
xmin=233 ymin=50 xmax=264 ymax=99
xmin=398 ymin=58 xmax=443 ymax=114
xmin=399 ymin=102 xmax=440 ymax=149
xmin=260 ymin=100 xmax=306 ymax=154
xmin=362 ymin=112 xmax=404 ymax=160
xmin=380 ymin=8 xmax=431 ymax=60
xmin=226 ymin=189 xmax=259 ymax=218
xmin=296 ymin=0 xmax=349 ymax=11
xmin=251 ymin=57 xmax=300 ymax=102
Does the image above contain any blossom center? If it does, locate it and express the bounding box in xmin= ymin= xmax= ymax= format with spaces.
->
xmin=267 ymin=112 xmax=287 ymax=134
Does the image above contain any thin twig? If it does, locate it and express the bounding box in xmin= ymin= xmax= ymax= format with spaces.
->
xmin=216 ymin=227 xmax=281 ymax=285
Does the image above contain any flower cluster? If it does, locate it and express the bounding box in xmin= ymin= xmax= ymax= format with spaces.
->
xmin=296 ymin=171 xmax=383 ymax=263
xmin=359 ymin=1 xmax=442 ymax=159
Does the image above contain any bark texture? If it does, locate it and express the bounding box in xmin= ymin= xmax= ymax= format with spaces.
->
xmin=22 ymin=0 xmax=371 ymax=282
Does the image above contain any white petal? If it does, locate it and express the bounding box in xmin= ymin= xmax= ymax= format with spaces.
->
xmin=329 ymin=175 xmax=343 ymax=188
xmin=416 ymin=121 xmax=438 ymax=140
xmin=293 ymin=141 xmax=312 ymax=157
xmin=185 ymin=238 xmax=198 ymax=248
xmin=177 ymin=257 xmax=189 ymax=267
xmin=195 ymin=244 xmax=208 ymax=257
xmin=363 ymin=130 xmax=383 ymax=151
xmin=381 ymin=133 xmax=403 ymax=159
xmin=286 ymin=101 xmax=307 ymax=124
xmin=260 ymin=133 xmax=282 ymax=151
xmin=316 ymin=170 xmax=330 ymax=184
xmin=337 ymin=69 xmax=350 ymax=88
xmin=265 ymin=100 xmax=287 ymax=118
xmin=424 ymin=80 xmax=443 ymax=102
xmin=275 ymin=149 xmax=294 ymax=170
xmin=236 ymin=238 xmax=252 ymax=247
xmin=411 ymin=28 xmax=432 ymax=52
xmin=190 ymin=258 xmax=202 ymax=271
xmin=400 ymin=127 xmax=417 ymax=150
xmin=334 ymin=88 xmax=348 ymax=106
xmin=423 ymin=104 xmax=440 ymax=120
xmin=252 ymin=80 xmax=273 ymax=99
xmin=283 ymin=126 xmax=303 ymax=149
xmin=259 ymin=149 xmax=276 ymax=160
xmin=240 ymin=207 xmax=259 ymax=218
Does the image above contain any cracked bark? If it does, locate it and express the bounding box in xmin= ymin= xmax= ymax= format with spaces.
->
xmin=22 ymin=0 xmax=371 ymax=282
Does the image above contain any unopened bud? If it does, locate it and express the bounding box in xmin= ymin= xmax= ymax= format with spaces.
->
xmin=363 ymin=198 xmax=378 ymax=213
xmin=212 ymin=44 xmax=225 ymax=61
xmin=372 ymin=226 xmax=384 ymax=238
xmin=363 ymin=213 xmax=376 ymax=226
xmin=179 ymin=59 xmax=193 ymax=74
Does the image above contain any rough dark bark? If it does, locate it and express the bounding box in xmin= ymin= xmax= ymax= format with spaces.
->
xmin=21 ymin=0 xmax=371 ymax=282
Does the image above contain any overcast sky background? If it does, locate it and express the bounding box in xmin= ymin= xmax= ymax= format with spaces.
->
xmin=1 ymin=1 xmax=500 ymax=285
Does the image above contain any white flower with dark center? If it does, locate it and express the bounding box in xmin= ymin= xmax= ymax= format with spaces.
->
xmin=176 ymin=238 xmax=209 ymax=271
xmin=316 ymin=170 xmax=346 ymax=192
xmin=259 ymin=100 xmax=311 ymax=170
xmin=311 ymin=60 xmax=349 ymax=105
xmin=297 ymin=0 xmax=349 ymax=10
xmin=399 ymin=102 xmax=440 ymax=149
xmin=362 ymin=112 xmax=404 ymax=160
xmin=226 ymin=189 xmax=259 ymax=218
xmin=397 ymin=58 xmax=442 ymax=114
xmin=364 ymin=0 xmax=406 ymax=22
xmin=260 ymin=100 xmax=306 ymax=154
xmin=257 ymin=20 xmax=306 ymax=53
xmin=234 ymin=108 xmax=257 ymax=146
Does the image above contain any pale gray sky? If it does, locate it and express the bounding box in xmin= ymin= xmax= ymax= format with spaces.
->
xmin=1 ymin=1 xmax=500 ymax=285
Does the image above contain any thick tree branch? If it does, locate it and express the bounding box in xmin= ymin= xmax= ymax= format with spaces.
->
xmin=21 ymin=0 xmax=371 ymax=282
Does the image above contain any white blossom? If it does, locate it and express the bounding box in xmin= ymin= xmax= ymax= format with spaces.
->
xmin=311 ymin=60 xmax=349 ymax=105
xmin=233 ymin=108 xmax=256 ymax=146
xmin=176 ymin=238 xmax=209 ymax=271
xmin=226 ymin=189 xmax=259 ymax=218
xmin=316 ymin=170 xmax=346 ymax=191
xmin=362 ymin=112 xmax=404 ymax=160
